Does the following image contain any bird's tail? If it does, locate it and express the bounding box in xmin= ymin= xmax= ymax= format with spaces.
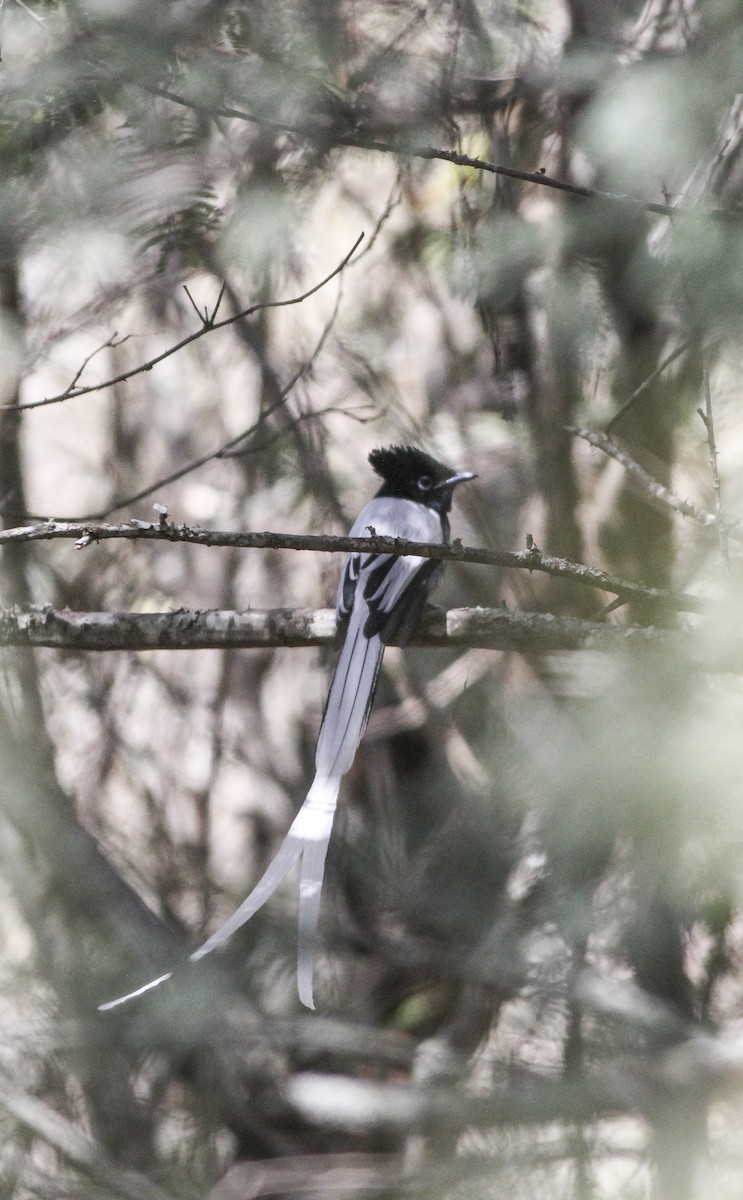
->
xmin=98 ymin=772 xmax=340 ymax=1012
xmin=191 ymin=771 xmax=340 ymax=1007
xmin=99 ymin=610 xmax=385 ymax=1013
xmin=294 ymin=774 xmax=339 ymax=1007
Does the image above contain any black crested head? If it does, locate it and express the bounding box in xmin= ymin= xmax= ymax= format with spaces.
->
xmin=369 ymin=445 xmax=453 ymax=494
xmin=368 ymin=445 xmax=475 ymax=513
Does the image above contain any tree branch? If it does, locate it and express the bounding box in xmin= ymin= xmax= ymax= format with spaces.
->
xmin=148 ymin=85 xmax=741 ymax=222
xmin=699 ymin=349 xmax=730 ymax=570
xmin=25 ymin=312 xmax=362 ymax=523
xmin=287 ymin=1017 xmax=743 ymax=1135
xmin=571 ymin=426 xmax=741 ymax=540
xmin=0 ymin=605 xmax=736 ymax=668
xmin=606 ymin=341 xmax=693 ymax=434
xmin=0 ymin=519 xmax=709 ymax=611
xmin=406 ymin=145 xmax=685 ymax=218
xmin=8 ymin=234 xmax=364 ymax=412
xmin=0 ymin=1082 xmax=176 ymax=1200
xmin=91 ymin=340 xmax=353 ymax=520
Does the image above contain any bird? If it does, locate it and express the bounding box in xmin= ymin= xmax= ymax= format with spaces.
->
xmin=99 ymin=445 xmax=475 ymax=1012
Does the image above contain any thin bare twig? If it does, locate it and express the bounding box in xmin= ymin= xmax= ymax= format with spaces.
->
xmin=349 ymin=173 xmax=404 ymax=264
xmin=407 ymin=145 xmax=684 ymax=218
xmin=699 ymin=348 xmax=730 ymax=571
xmin=9 ymin=235 xmax=363 ymax=412
xmin=85 ymin=386 xmax=297 ymax=517
xmin=219 ymin=398 xmax=373 ymax=462
xmin=571 ymin=426 xmax=741 ymax=541
xmin=181 ymin=283 xmax=207 ymax=324
xmin=62 ymin=333 xmax=129 ymax=395
xmin=43 ymin=284 xmax=356 ymax=518
xmin=606 ymin=340 xmax=692 ymax=433
xmin=0 ymin=520 xmax=709 ymax=612
xmin=208 ymin=285 xmax=346 ymax=461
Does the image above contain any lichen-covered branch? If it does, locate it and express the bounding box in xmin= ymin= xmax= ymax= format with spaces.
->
xmin=0 ymin=605 xmax=736 ymax=669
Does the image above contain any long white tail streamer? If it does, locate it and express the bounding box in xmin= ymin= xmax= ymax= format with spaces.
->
xmin=99 ymin=463 xmax=461 ymax=1012
xmin=100 ymin=601 xmax=385 ymax=1012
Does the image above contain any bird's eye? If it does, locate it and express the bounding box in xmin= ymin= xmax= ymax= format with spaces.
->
xmin=417 ymin=475 xmax=433 ymax=492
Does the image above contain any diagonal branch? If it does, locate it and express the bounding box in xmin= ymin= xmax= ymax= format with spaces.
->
xmin=407 ymin=145 xmax=684 ymax=218
xmin=699 ymin=349 xmax=730 ymax=570
xmin=149 ymin=86 xmax=743 ymax=222
xmin=8 ymin=234 xmax=364 ymax=412
xmin=606 ymin=340 xmax=693 ymax=433
xmin=0 ymin=1082 xmax=176 ymax=1200
xmin=27 ymin=292 xmax=360 ymax=521
xmin=571 ymin=426 xmax=741 ymax=540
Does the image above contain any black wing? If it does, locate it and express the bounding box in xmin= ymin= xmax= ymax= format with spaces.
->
xmin=363 ymin=554 xmax=444 ymax=645
xmin=335 ymin=551 xmax=364 ymax=645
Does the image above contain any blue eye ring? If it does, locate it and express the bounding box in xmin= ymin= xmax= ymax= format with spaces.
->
xmin=417 ymin=475 xmax=433 ymax=491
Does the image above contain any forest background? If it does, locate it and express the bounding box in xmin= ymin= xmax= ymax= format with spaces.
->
xmin=1 ymin=1 xmax=743 ymax=1198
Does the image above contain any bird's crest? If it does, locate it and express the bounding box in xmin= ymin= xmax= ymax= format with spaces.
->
xmin=368 ymin=445 xmax=454 ymax=489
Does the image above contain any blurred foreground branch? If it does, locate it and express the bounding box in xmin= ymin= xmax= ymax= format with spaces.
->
xmin=149 ymin=86 xmax=736 ymax=222
xmin=0 ymin=1082 xmax=176 ymax=1200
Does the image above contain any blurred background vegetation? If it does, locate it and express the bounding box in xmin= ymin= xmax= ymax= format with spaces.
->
xmin=2 ymin=0 xmax=743 ymax=1197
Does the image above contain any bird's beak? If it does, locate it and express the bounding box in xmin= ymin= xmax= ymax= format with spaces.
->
xmin=435 ymin=470 xmax=477 ymax=491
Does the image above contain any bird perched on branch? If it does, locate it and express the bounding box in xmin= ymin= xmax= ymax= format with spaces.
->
xmin=100 ymin=445 xmax=475 ymax=1011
